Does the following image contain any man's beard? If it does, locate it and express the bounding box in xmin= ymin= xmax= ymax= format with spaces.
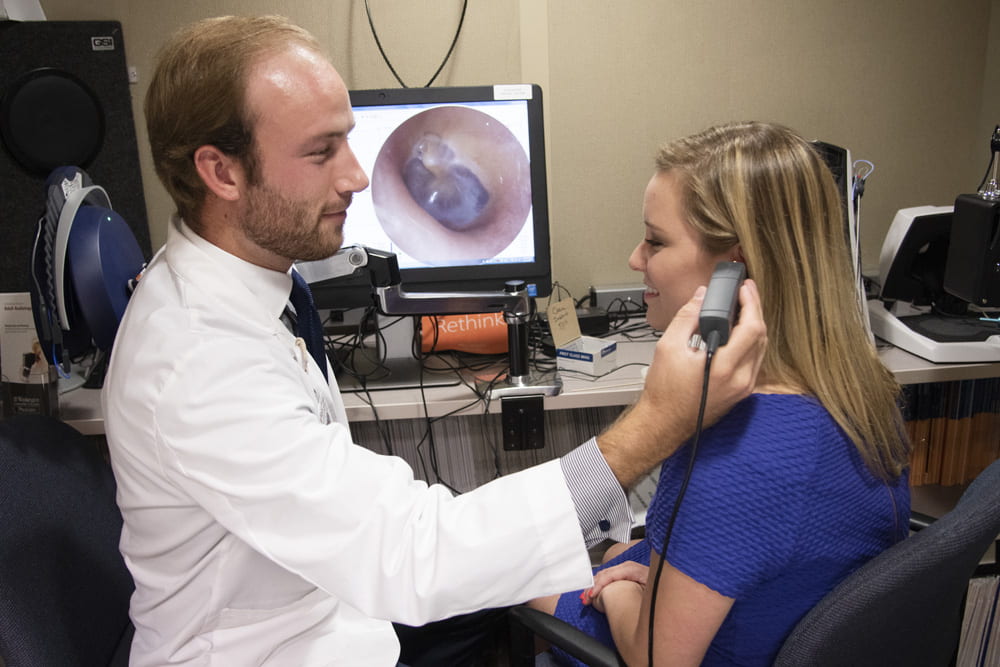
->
xmin=241 ymin=181 xmax=344 ymax=262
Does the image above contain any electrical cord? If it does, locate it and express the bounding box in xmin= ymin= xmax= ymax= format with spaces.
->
xmin=647 ymin=330 xmax=720 ymax=667
xmin=416 ymin=320 xmax=460 ymax=492
xmin=329 ymin=309 xmax=412 ymax=386
xmin=364 ymin=0 xmax=469 ymax=88
xmin=616 ymin=325 xmax=661 ymax=342
xmin=414 ymin=316 xmax=514 ymax=491
xmin=353 ymin=386 xmax=396 ymax=456
xmin=976 ymin=125 xmax=1000 ymax=192
xmin=606 ymin=297 xmax=646 ymax=328
xmin=320 ymin=312 xmax=397 ymax=456
xmin=556 ymin=362 xmax=650 ymax=383
xmin=334 ymin=295 xmax=646 ymax=488
xmin=851 ymin=160 xmax=873 ymax=213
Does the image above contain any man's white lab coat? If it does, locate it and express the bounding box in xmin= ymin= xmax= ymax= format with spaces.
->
xmin=103 ymin=219 xmax=601 ymax=666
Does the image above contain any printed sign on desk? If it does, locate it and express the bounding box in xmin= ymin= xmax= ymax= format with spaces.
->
xmin=1 ymin=292 xmax=58 ymax=418
xmin=548 ymin=298 xmax=617 ymax=376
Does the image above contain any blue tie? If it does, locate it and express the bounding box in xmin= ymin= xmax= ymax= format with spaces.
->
xmin=289 ymin=270 xmax=328 ymax=381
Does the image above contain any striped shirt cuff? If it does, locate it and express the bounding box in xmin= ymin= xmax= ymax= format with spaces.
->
xmin=560 ymin=437 xmax=634 ymax=547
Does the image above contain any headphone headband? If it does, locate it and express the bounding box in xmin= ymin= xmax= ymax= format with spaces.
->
xmin=53 ymin=184 xmax=112 ymax=330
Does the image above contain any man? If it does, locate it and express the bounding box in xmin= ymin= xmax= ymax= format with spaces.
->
xmin=103 ymin=15 xmax=766 ymax=666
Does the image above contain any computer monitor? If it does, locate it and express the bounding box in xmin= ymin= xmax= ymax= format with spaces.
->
xmin=319 ymin=84 xmax=551 ymax=300
xmin=311 ymin=84 xmax=553 ymax=389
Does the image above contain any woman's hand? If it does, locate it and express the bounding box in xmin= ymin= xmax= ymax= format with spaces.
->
xmin=581 ymin=560 xmax=649 ymax=613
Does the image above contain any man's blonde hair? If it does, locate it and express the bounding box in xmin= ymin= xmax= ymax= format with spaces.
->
xmin=145 ymin=15 xmax=322 ymax=227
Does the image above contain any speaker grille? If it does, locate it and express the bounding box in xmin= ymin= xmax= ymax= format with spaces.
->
xmin=1 ymin=68 xmax=104 ymax=174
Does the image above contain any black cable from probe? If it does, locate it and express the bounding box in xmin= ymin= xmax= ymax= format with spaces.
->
xmin=647 ymin=329 xmax=721 ymax=667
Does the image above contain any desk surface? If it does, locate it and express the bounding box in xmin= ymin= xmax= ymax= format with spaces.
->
xmin=58 ymin=339 xmax=1000 ymax=435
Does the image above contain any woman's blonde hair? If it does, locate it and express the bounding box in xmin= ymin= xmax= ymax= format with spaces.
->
xmin=657 ymin=121 xmax=909 ymax=480
xmin=145 ymin=15 xmax=321 ymax=227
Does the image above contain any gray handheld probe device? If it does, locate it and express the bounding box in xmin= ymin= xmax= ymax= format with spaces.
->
xmin=699 ymin=261 xmax=747 ymax=351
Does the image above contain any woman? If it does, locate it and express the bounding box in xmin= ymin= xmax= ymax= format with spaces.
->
xmin=530 ymin=122 xmax=910 ymax=666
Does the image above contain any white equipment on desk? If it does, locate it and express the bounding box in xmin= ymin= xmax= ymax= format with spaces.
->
xmin=868 ymin=206 xmax=1000 ymax=363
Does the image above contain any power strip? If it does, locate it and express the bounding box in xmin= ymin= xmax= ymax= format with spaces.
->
xmin=588 ymin=284 xmax=647 ymax=310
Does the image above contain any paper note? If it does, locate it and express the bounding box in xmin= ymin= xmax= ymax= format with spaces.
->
xmin=547 ymin=298 xmax=581 ymax=349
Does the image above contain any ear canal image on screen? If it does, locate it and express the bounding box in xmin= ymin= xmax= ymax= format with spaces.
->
xmin=401 ymin=133 xmax=490 ymax=231
xmin=371 ymin=104 xmax=531 ymax=264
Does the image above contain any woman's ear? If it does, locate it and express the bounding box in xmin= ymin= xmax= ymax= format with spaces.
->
xmin=193 ymin=145 xmax=244 ymax=203
xmin=730 ymin=245 xmax=746 ymax=264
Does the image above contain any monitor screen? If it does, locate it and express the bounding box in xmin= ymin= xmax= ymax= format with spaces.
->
xmin=335 ymin=83 xmax=551 ymax=301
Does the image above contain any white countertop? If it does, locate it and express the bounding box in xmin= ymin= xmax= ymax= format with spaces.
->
xmin=56 ymin=337 xmax=1000 ymax=435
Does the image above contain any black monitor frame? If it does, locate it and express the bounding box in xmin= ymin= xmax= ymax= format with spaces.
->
xmin=340 ymin=83 xmax=552 ymax=301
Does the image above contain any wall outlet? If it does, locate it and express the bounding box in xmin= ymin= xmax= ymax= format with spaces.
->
xmin=501 ymin=395 xmax=545 ymax=450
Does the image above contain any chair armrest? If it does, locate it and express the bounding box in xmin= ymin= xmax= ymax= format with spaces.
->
xmin=909 ymin=511 xmax=936 ymax=532
xmin=508 ymin=606 xmax=626 ymax=667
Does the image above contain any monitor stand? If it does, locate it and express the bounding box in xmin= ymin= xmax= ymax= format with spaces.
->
xmin=334 ymin=314 xmax=462 ymax=392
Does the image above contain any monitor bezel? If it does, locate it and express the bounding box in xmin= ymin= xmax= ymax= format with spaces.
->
xmin=346 ymin=84 xmax=552 ymax=299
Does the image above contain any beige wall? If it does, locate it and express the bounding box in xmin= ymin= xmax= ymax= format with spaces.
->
xmin=37 ymin=0 xmax=1000 ymax=299
xmin=36 ymin=0 xmax=517 ymax=264
xmin=538 ymin=0 xmax=997 ymax=294
xmin=983 ymin=3 xmax=1000 ymax=161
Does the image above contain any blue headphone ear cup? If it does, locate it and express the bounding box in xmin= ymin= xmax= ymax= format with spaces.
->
xmin=67 ymin=206 xmax=144 ymax=351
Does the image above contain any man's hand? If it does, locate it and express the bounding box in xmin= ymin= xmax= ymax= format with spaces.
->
xmin=645 ymin=279 xmax=766 ymax=436
xmin=597 ymin=280 xmax=766 ymax=488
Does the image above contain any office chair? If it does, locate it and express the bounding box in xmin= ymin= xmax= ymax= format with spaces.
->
xmin=508 ymin=456 xmax=1000 ymax=667
xmin=0 ymin=414 xmax=134 ymax=667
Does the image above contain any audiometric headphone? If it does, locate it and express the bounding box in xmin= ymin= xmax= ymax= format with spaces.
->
xmin=29 ymin=165 xmax=146 ymax=379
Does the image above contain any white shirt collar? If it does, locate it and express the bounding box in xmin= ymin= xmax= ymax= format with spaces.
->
xmin=173 ymin=216 xmax=292 ymax=321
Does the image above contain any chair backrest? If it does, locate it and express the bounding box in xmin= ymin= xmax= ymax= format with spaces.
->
xmin=773 ymin=457 xmax=1000 ymax=667
xmin=0 ymin=415 xmax=133 ymax=667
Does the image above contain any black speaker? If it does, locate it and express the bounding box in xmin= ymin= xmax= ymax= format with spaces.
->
xmin=0 ymin=20 xmax=152 ymax=295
